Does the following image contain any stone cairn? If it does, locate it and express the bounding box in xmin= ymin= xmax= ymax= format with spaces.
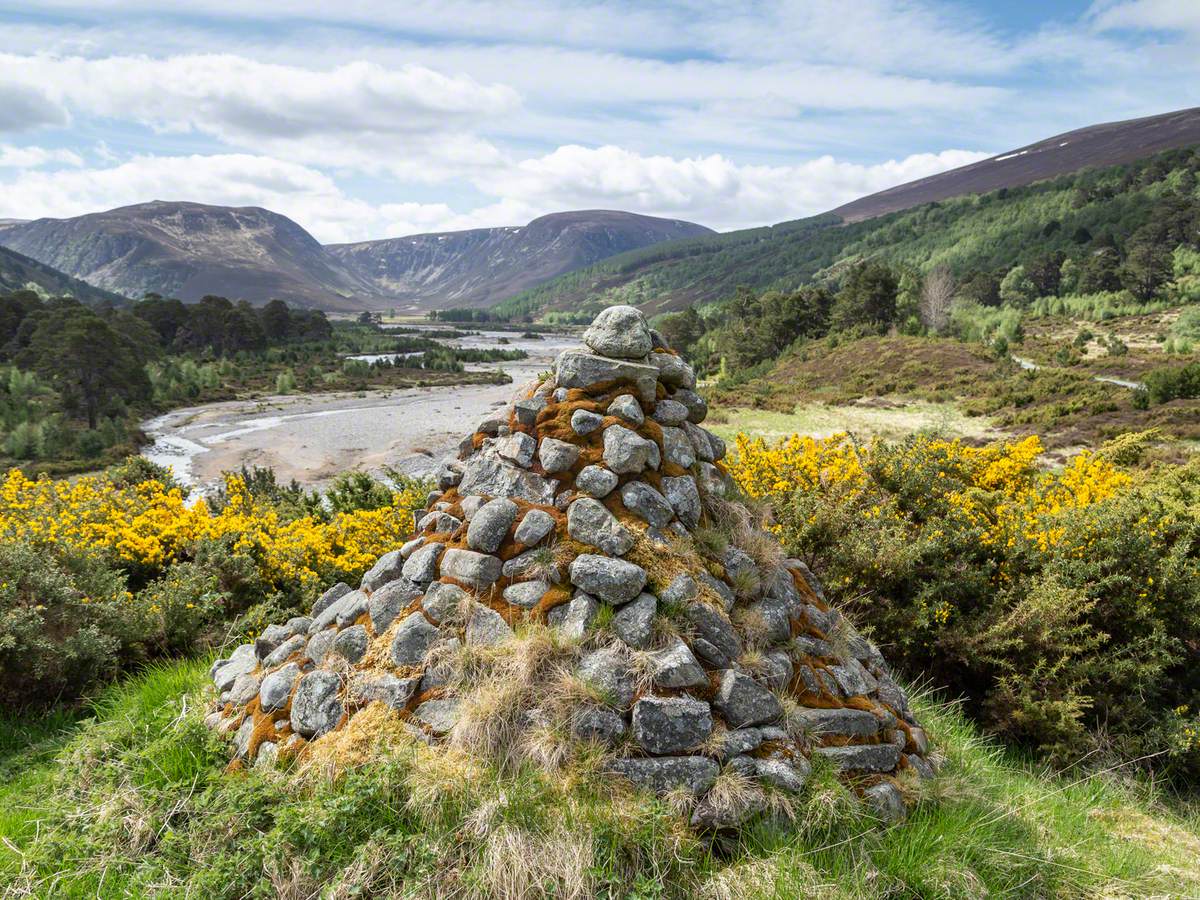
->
xmin=207 ymin=305 xmax=934 ymax=827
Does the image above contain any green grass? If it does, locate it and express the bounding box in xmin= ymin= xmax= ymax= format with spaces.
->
xmin=1 ymin=659 xmax=1197 ymax=898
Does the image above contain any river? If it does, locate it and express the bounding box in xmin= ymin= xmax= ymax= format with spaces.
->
xmin=141 ymin=328 xmax=580 ymax=494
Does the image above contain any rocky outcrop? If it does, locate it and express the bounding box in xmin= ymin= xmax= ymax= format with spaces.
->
xmin=205 ymin=305 xmax=934 ymax=830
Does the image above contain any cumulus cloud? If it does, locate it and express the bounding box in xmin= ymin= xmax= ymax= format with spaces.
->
xmin=0 ymin=54 xmax=516 ymax=177
xmin=478 ymin=145 xmax=993 ymax=230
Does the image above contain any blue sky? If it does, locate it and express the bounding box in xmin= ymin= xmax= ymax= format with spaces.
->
xmin=0 ymin=0 xmax=1196 ymax=242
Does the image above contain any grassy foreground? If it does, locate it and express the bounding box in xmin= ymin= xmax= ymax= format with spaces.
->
xmin=1 ymin=660 xmax=1197 ymax=899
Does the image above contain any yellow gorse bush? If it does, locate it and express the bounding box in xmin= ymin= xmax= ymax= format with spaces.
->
xmin=0 ymin=469 xmax=426 ymax=586
xmin=730 ymin=431 xmax=1130 ymax=553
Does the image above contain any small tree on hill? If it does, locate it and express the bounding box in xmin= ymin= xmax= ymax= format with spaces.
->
xmin=919 ymin=266 xmax=956 ymax=334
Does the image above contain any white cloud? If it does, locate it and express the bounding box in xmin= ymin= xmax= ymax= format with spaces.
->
xmin=478 ymin=144 xmax=993 ymax=230
xmin=0 ymin=82 xmax=69 ymax=133
xmin=0 ymin=145 xmax=83 ymax=168
xmin=1089 ymin=0 xmax=1200 ymax=33
xmin=0 ymin=54 xmax=516 ymax=177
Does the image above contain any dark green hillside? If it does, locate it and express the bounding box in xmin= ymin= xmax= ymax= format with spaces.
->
xmin=0 ymin=245 xmax=127 ymax=305
xmin=493 ymin=145 xmax=1200 ymax=322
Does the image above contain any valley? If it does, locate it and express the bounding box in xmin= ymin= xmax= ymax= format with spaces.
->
xmin=141 ymin=327 xmax=579 ymax=491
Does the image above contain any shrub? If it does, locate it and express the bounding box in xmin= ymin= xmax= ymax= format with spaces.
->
xmin=729 ymin=431 xmax=1200 ymax=782
xmin=1144 ymin=362 xmax=1200 ymax=403
xmin=0 ymin=540 xmax=143 ymax=707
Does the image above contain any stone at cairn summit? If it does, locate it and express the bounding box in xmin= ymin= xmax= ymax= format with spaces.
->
xmin=206 ymin=304 xmax=935 ymax=829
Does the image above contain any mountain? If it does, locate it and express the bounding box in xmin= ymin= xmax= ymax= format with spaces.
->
xmin=0 ymin=201 xmax=381 ymax=311
xmin=326 ymin=211 xmax=713 ymax=309
xmin=494 ymin=106 xmax=1200 ymax=320
xmin=832 ymin=106 xmax=1200 ymax=222
xmin=0 ymin=243 xmax=127 ymax=304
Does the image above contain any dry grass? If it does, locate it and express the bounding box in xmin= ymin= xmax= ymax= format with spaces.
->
xmin=475 ymin=823 xmax=596 ymax=900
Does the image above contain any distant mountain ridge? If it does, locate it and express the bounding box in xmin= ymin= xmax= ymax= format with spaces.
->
xmin=0 ymin=201 xmax=380 ymax=311
xmin=494 ymin=106 xmax=1200 ymax=319
xmin=327 ymin=211 xmax=713 ymax=309
xmin=832 ymin=106 xmax=1200 ymax=222
xmin=0 ymin=204 xmax=712 ymax=311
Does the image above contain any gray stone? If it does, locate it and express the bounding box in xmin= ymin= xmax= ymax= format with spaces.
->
xmin=813 ymin=743 xmax=903 ymax=773
xmin=710 ymin=434 xmax=726 ymax=461
xmin=286 ymin=616 xmax=312 ymax=634
xmin=620 ymin=481 xmax=674 ymax=528
xmin=466 ymin=497 xmax=518 ymax=553
xmin=723 ymin=547 xmax=757 ymax=586
xmin=754 ymin=757 xmax=810 ymax=793
xmin=459 ymin=495 xmax=486 ymax=521
xmin=309 ymin=589 xmax=356 ymax=633
xmin=290 ymin=670 xmax=344 ymax=738
xmin=673 ymin=388 xmax=708 ymax=424
xmin=547 ymin=591 xmax=598 ymax=639
xmin=352 ymin=673 xmax=419 ymax=710
xmin=761 ymin=650 xmax=794 ymax=691
xmin=402 ymin=542 xmax=444 ymax=584
xmin=571 ymin=408 xmax=604 ymax=435
xmin=439 ymin=548 xmax=503 ymax=589
xmin=577 ymin=647 xmax=636 ymax=709
xmin=414 ymin=698 xmax=461 ymax=733
xmin=650 ymin=353 xmax=696 ymax=389
xmin=714 ymin=670 xmax=782 ymax=728
xmin=582 ymin=304 xmax=653 ymax=359
xmin=567 ymin=497 xmax=635 ymax=556
xmin=306 ymin=630 xmax=336 ymax=665
xmin=743 ymin=595 xmax=792 ymax=644
xmin=369 ymin=578 xmax=422 ymax=632
xmin=556 ymin=350 xmax=658 ymax=402
xmin=457 ymin=451 xmax=557 ymax=505
xmin=263 ymin=634 xmax=307 ymax=668
xmin=496 ymin=431 xmax=537 ymax=468
xmin=684 ymin=602 xmax=742 ymax=667
xmin=437 ymin=460 xmax=464 ymax=489
xmin=502 ymin=549 xmax=560 ymax=582
xmin=513 ymin=508 xmax=555 ymax=545
xmin=612 ymin=592 xmax=656 ymax=648
xmin=539 ymin=437 xmax=581 ymax=473
xmin=610 ymin=756 xmax=718 ymax=795
xmin=418 ymin=511 xmax=461 ymax=534
xmin=632 ymin=696 xmax=713 ymax=754
xmin=332 ymin=624 xmax=369 ymax=663
xmin=652 ymin=399 xmax=690 ymax=426
xmin=476 ymin=414 xmax=505 ymax=435
xmin=684 ymin=421 xmax=716 ymax=462
xmin=608 ymin=393 xmax=645 ymax=426
xmin=422 ymin=581 xmax=470 ymax=623
xmin=228 ymin=672 xmax=262 ymax=706
xmin=503 ymin=580 xmax=549 ymax=608
xmin=791 ymin=707 xmax=881 ymax=738
xmin=906 ymin=753 xmax=936 ymax=780
xmin=719 ymin=728 xmax=764 ymax=759
xmin=233 ymin=717 xmax=255 ymax=758
xmin=576 ymin=465 xmax=619 ymax=498
xmin=828 ymin=662 xmax=872 ymax=697
xmin=571 ymin=706 xmax=627 ymax=745
xmin=465 ymin=604 xmax=514 ymax=646
xmin=259 ymin=663 xmax=300 ymax=712
xmin=664 ymin=427 xmax=698 ymax=471
xmin=660 ymin=573 xmax=699 ymax=606
xmin=603 ymin=425 xmax=659 ymax=474
xmin=569 ymin=554 xmax=646 ymax=604
xmin=334 ymin=590 xmax=370 ymax=628
xmin=696 ymin=461 xmax=727 ymax=498
xmin=312 ymin=582 xmax=352 ymax=618
xmin=698 ymin=572 xmax=735 ymax=612
xmin=787 ymin=558 xmax=827 ymax=601
xmin=514 ymin=395 xmax=547 ymax=427
xmin=863 ymin=782 xmax=907 ymax=824
xmin=876 ymin=675 xmax=914 ymax=722
xmin=650 ymin=638 xmax=709 ymax=689
xmin=254 ymin=623 xmax=292 ymax=658
xmin=389 ymin=612 xmax=439 ymax=668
